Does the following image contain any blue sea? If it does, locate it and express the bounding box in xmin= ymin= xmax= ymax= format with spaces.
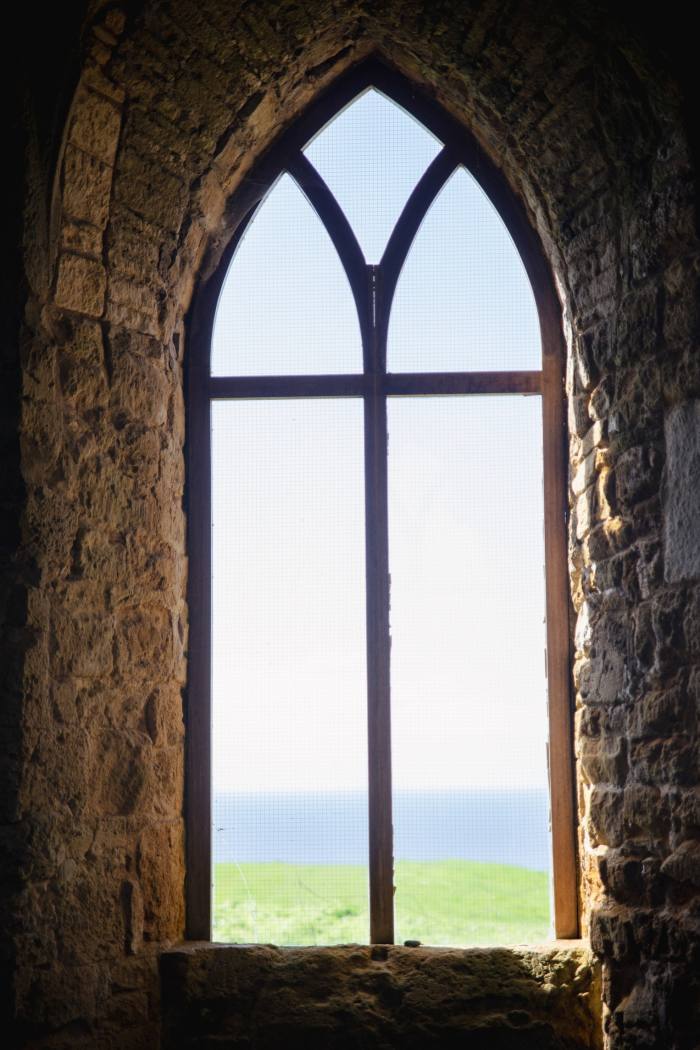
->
xmin=213 ymin=788 xmax=550 ymax=872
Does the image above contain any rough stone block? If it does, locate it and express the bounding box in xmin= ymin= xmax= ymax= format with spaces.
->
xmin=630 ymin=736 xmax=697 ymax=787
xmin=95 ymin=729 xmax=149 ymax=816
xmin=628 ymin=679 xmax=690 ymax=741
xmin=673 ymin=785 xmax=700 ymax=838
xmin=54 ymin=253 xmax=107 ymax=317
xmin=50 ymin=605 xmax=114 ymax=679
xmin=61 ymin=219 xmax=104 ymax=256
xmin=109 ymin=345 xmax=170 ymax=427
xmin=615 ymin=445 xmax=661 ymax=508
xmin=82 ymin=61 xmax=126 ymax=104
xmin=20 ymin=395 xmax=62 ymax=485
xmin=107 ymin=274 xmax=163 ymax=333
xmin=660 ymin=840 xmax=700 ymax=887
xmin=613 ymin=287 xmax=659 ymax=367
xmin=68 ymin=87 xmax=122 ymax=165
xmin=145 ymin=684 xmax=184 ymax=747
xmin=575 ymin=610 xmax=626 ymax=704
xmin=622 ymin=785 xmax=669 ymax=839
xmin=663 ymin=400 xmax=700 ymax=582
xmin=600 ymin=849 xmax=662 ymax=905
xmin=112 ymin=426 xmax=161 ymax=486
xmin=121 ymin=879 xmax=144 ymax=955
xmin=114 ymin=148 xmax=187 ymax=231
xmin=613 ymin=350 xmax=662 ymax=437
xmin=59 ymin=319 xmax=109 ymax=410
xmin=62 ymin=145 xmax=113 ymax=229
xmin=137 ymin=822 xmax=184 ymax=941
xmin=580 ymin=735 xmax=627 ymax=786
xmin=17 ymin=964 xmax=108 ymax=1030
xmin=589 ymin=786 xmax=624 ymax=847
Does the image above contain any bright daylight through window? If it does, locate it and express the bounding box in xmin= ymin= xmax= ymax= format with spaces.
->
xmin=191 ymin=69 xmax=575 ymax=948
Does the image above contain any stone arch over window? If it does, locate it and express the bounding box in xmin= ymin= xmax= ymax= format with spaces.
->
xmin=7 ymin=3 xmax=698 ymax=1047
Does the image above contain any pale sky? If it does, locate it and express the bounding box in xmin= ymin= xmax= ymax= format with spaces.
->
xmin=210 ymin=89 xmax=548 ymax=796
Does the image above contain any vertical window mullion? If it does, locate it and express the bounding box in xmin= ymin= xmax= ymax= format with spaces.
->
xmin=542 ymin=349 xmax=578 ymax=938
xmin=186 ymin=363 xmax=213 ymax=941
xmin=365 ymin=265 xmax=394 ymax=944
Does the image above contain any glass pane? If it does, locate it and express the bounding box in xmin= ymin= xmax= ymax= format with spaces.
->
xmin=211 ymin=175 xmax=361 ymax=376
xmin=211 ymin=399 xmax=368 ymax=944
xmin=304 ymin=88 xmax=442 ymax=263
xmin=388 ymin=167 xmax=541 ymax=372
xmin=388 ymin=396 xmax=552 ymax=946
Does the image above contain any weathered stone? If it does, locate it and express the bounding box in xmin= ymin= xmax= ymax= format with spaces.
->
xmin=575 ymin=608 xmax=627 ymax=704
xmin=589 ymin=786 xmax=625 ymax=848
xmin=580 ymin=733 xmax=628 ymax=786
xmin=137 ymin=823 xmax=184 ymax=942
xmin=58 ymin=318 xmax=109 ymax=411
xmin=600 ymin=849 xmax=664 ymax=906
xmin=68 ymin=87 xmax=122 ymax=165
xmin=108 ymin=343 xmax=170 ymax=427
xmin=628 ymin=678 xmax=690 ymax=740
xmin=615 ymin=445 xmax=661 ymax=509
xmin=568 ymin=393 xmax=591 ymax=439
xmin=630 ymin=736 xmax=697 ymax=787
xmin=652 ymin=588 xmax=687 ymax=666
xmin=144 ymin=683 xmax=184 ymax=747
xmin=660 ymin=840 xmax=700 ymax=887
xmin=95 ymin=730 xmax=150 ymax=816
xmin=17 ymin=961 xmax=110 ymax=1029
xmin=122 ymin=879 xmax=144 ymax=955
xmin=571 ymin=447 xmax=597 ymax=498
xmin=50 ymin=603 xmax=114 ymax=678
xmin=663 ymin=400 xmax=700 ymax=582
xmin=54 ymin=253 xmax=107 ymax=316
xmin=160 ymin=943 xmax=601 ymax=1050
xmin=114 ymin=148 xmax=188 ymax=231
xmin=114 ymin=604 xmax=173 ymax=677
xmin=663 ymin=255 xmax=700 ymax=354
xmin=107 ymin=273 xmax=165 ymax=337
xmin=60 ymin=218 xmax=104 ymax=256
xmin=62 ymin=145 xmax=114 ymax=229
xmin=636 ymin=538 xmax=663 ymax=599
xmin=683 ymin=587 xmax=700 ymax=660
xmin=613 ymin=286 xmax=660 ymax=368
xmin=591 ymin=547 xmax=639 ymax=600
xmin=622 ymin=785 xmax=670 ymax=840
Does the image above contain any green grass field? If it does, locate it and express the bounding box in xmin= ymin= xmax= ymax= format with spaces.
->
xmin=213 ymin=859 xmax=551 ymax=946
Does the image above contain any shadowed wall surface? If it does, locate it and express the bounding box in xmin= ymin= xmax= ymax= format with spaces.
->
xmin=2 ymin=2 xmax=699 ymax=1047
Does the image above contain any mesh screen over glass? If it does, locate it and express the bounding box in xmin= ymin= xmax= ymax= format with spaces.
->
xmin=304 ymin=88 xmax=441 ymax=263
xmin=211 ymin=175 xmax=361 ymax=376
xmin=209 ymin=86 xmax=554 ymax=947
xmin=388 ymin=396 xmax=552 ymax=945
xmin=211 ymin=400 xmax=369 ymax=945
xmin=388 ymin=167 xmax=541 ymax=373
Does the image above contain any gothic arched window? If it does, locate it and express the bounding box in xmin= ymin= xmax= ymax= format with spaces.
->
xmin=187 ymin=60 xmax=576 ymax=947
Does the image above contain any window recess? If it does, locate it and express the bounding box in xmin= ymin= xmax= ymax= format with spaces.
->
xmin=187 ymin=59 xmax=577 ymax=947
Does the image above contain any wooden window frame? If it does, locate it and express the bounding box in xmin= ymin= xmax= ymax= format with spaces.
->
xmin=186 ymin=57 xmax=577 ymax=944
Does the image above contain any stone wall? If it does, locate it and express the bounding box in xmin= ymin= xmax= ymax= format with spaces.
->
xmin=2 ymin=2 xmax=698 ymax=1048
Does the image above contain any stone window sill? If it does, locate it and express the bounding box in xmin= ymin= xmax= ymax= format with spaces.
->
xmin=160 ymin=940 xmax=600 ymax=1049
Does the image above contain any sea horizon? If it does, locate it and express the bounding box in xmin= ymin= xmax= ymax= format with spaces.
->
xmin=213 ymin=786 xmax=551 ymax=872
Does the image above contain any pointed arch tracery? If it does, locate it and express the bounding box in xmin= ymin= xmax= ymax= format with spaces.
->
xmin=187 ymin=58 xmax=576 ymax=946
